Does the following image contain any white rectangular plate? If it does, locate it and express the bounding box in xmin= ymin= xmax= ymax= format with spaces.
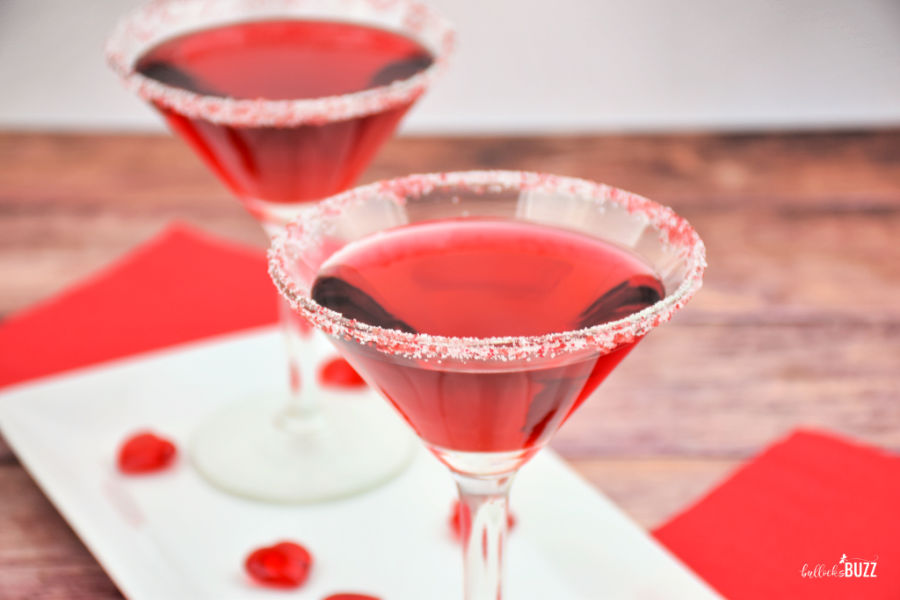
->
xmin=0 ymin=328 xmax=719 ymax=600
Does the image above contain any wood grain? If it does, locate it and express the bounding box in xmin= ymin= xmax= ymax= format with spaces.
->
xmin=553 ymin=322 xmax=900 ymax=458
xmin=0 ymin=466 xmax=122 ymax=600
xmin=2 ymin=131 xmax=899 ymax=318
xmin=0 ymin=130 xmax=898 ymax=599
xmin=3 ymin=131 xmax=897 ymax=209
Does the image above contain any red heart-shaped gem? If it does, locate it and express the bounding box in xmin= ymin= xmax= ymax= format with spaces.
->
xmin=319 ymin=357 xmax=367 ymax=389
xmin=323 ymin=594 xmax=382 ymax=600
xmin=449 ymin=500 xmax=516 ymax=540
xmin=117 ymin=431 xmax=177 ymax=474
xmin=245 ymin=541 xmax=313 ymax=588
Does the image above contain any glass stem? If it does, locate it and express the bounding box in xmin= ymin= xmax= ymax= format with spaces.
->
xmin=264 ymin=210 xmax=326 ymax=432
xmin=453 ymin=472 xmax=515 ymax=600
xmin=277 ymin=295 xmax=323 ymax=429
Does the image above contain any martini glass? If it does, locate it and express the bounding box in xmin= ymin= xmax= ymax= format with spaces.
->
xmin=269 ymin=171 xmax=706 ymax=599
xmin=106 ymin=0 xmax=454 ymax=502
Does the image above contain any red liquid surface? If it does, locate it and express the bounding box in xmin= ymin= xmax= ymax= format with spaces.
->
xmin=311 ymin=219 xmax=664 ymax=453
xmin=136 ymin=20 xmax=433 ymax=210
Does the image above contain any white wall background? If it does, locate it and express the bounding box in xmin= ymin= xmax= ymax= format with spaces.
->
xmin=1 ymin=0 xmax=898 ymax=133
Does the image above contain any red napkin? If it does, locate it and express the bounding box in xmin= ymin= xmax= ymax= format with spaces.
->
xmin=0 ymin=224 xmax=278 ymax=389
xmin=654 ymin=429 xmax=899 ymax=599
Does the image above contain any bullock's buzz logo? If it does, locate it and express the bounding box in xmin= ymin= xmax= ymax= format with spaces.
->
xmin=801 ymin=555 xmax=878 ymax=579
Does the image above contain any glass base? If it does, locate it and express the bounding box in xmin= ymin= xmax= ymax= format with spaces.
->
xmin=189 ymin=388 xmax=417 ymax=503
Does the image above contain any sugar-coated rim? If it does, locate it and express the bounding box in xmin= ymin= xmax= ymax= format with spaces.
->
xmin=269 ymin=171 xmax=707 ymax=363
xmin=106 ymin=0 xmax=455 ymax=127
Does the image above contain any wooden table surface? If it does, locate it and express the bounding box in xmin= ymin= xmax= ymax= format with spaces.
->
xmin=1 ymin=130 xmax=898 ymax=598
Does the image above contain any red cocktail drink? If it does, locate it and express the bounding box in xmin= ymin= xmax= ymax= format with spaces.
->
xmin=136 ymin=20 xmax=433 ymax=215
xmin=270 ymin=171 xmax=706 ymax=599
xmin=312 ymin=218 xmax=663 ymax=452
